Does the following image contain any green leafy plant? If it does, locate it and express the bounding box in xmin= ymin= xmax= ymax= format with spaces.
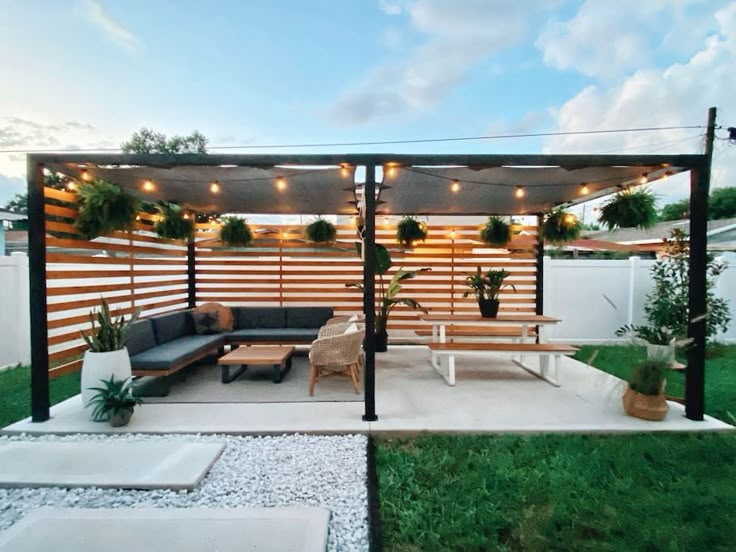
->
xmin=598 ymin=187 xmax=657 ymax=230
xmin=542 ymin=209 xmax=582 ymax=244
xmin=87 ymin=375 xmax=142 ymax=422
xmin=153 ymin=202 xmax=194 ymax=240
xmin=396 ymin=216 xmax=427 ymax=248
xmin=74 ymin=179 xmax=140 ymax=239
xmin=463 ymin=267 xmax=515 ymax=301
xmin=628 ymin=359 xmax=669 ymax=396
xmin=304 ymin=217 xmax=337 ymax=243
xmin=81 ymin=298 xmax=141 ymax=352
xmin=219 ymin=217 xmax=253 ymax=247
xmin=348 ymin=242 xmax=430 ymax=348
xmin=479 ymin=216 xmax=511 ymax=246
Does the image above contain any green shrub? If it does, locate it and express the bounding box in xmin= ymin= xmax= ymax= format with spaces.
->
xmin=75 ymin=179 xmax=139 ymax=239
xmin=219 ymin=217 xmax=253 ymax=247
xmin=479 ymin=216 xmax=511 ymax=246
xmin=599 ymin=187 xmax=657 ymax=230
xmin=396 ymin=216 xmax=427 ymax=247
xmin=304 ymin=217 xmax=337 ymax=243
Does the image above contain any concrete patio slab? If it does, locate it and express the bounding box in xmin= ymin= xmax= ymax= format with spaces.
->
xmin=0 ymin=441 xmax=224 ymax=489
xmin=3 ymin=346 xmax=732 ymax=435
xmin=0 ymin=507 xmax=330 ymax=552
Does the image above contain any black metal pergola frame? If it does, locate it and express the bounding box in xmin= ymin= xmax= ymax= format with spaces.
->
xmin=27 ymin=113 xmax=716 ymax=424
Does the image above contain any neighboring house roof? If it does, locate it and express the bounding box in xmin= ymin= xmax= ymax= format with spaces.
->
xmin=0 ymin=208 xmax=27 ymax=222
xmin=584 ymin=217 xmax=736 ymax=245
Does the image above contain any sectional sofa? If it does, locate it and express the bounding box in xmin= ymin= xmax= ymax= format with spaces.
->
xmin=127 ymin=306 xmax=334 ymax=378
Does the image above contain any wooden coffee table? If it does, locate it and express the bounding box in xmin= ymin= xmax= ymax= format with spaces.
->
xmin=217 ymin=346 xmax=295 ymax=384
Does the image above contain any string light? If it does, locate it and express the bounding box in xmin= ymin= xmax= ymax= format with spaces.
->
xmin=385 ymin=164 xmax=398 ymax=178
xmin=275 ymin=176 xmax=287 ymax=190
xmin=639 ymin=173 xmax=648 ymax=185
xmin=579 ymin=183 xmax=590 ymax=195
xmin=450 ymin=180 xmax=461 ymax=193
xmin=340 ymin=164 xmax=351 ymax=178
xmin=450 ymin=229 xmax=456 ymax=239
xmin=183 ymin=213 xmax=190 ymax=220
xmin=209 ymin=181 xmax=221 ymax=194
xmin=564 ymin=213 xmax=577 ymax=225
xmin=66 ymin=181 xmax=78 ymax=192
xmin=514 ymin=186 xmax=526 ymax=199
xmin=661 ymin=171 xmax=672 ymax=181
xmin=80 ymin=168 xmax=91 ymax=181
xmin=135 ymin=215 xmax=141 ymax=221
xmin=142 ymin=179 xmax=156 ymax=192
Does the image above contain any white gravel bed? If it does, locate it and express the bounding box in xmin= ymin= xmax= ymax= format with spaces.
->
xmin=0 ymin=433 xmax=369 ymax=551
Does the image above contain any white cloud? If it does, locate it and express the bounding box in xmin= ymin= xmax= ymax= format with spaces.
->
xmin=544 ymin=2 xmax=736 ymax=205
xmin=328 ymin=0 xmax=555 ymax=126
xmin=536 ymin=0 xmax=723 ymax=78
xmin=378 ymin=0 xmax=406 ymax=15
xmin=81 ymin=0 xmax=140 ymax=52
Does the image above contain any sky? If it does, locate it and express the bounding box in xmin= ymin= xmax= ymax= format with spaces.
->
xmin=1 ymin=0 xmax=735 ymax=220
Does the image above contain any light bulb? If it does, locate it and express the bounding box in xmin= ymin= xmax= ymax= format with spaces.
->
xmin=275 ymin=177 xmax=287 ymax=190
xmin=564 ymin=214 xmax=577 ymax=225
xmin=209 ymin=181 xmax=221 ymax=194
xmin=66 ymin=181 xmax=78 ymax=192
xmin=340 ymin=165 xmax=350 ymax=178
xmin=450 ymin=230 xmax=456 ymax=239
xmin=142 ymin=179 xmax=156 ymax=192
xmin=514 ymin=186 xmax=526 ymax=199
xmin=579 ymin=183 xmax=590 ymax=195
xmin=450 ymin=180 xmax=461 ymax=193
xmin=639 ymin=174 xmax=648 ymax=185
xmin=183 ymin=213 xmax=190 ymax=220
xmin=80 ymin=168 xmax=91 ymax=181
xmin=662 ymin=171 xmax=672 ymax=181
xmin=385 ymin=164 xmax=398 ymax=178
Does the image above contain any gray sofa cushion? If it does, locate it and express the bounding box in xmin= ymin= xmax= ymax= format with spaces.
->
xmin=286 ymin=307 xmax=333 ymax=329
xmin=151 ymin=311 xmax=193 ymax=344
xmin=225 ymin=328 xmax=318 ymax=343
xmin=130 ymin=334 xmax=224 ymax=371
xmin=235 ymin=307 xmax=286 ymax=330
xmin=126 ymin=319 xmax=156 ymax=356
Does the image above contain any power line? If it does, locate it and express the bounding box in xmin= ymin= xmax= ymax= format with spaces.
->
xmin=0 ymin=124 xmax=710 ymax=154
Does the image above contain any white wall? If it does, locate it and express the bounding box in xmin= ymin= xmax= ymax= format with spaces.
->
xmin=0 ymin=253 xmax=30 ymax=368
xmin=544 ymin=253 xmax=736 ymax=344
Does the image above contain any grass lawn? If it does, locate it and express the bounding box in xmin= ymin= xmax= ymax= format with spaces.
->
xmin=0 ymin=365 xmax=80 ymax=428
xmin=377 ymin=345 xmax=736 ymax=551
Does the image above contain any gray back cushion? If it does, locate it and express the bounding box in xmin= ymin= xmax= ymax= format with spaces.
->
xmin=151 ymin=311 xmax=192 ymax=344
xmin=236 ymin=307 xmax=286 ymax=329
xmin=126 ymin=319 xmax=156 ymax=356
xmin=286 ymin=307 xmax=334 ymax=328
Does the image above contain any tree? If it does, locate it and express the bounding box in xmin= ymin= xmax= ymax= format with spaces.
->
xmin=3 ymin=193 xmax=28 ymax=230
xmin=120 ymin=128 xmax=208 ymax=154
xmin=659 ymin=198 xmax=689 ymax=221
xmin=709 ymin=187 xmax=736 ymax=220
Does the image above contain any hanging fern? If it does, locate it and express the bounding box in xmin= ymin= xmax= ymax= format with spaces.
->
xmin=219 ymin=217 xmax=253 ymax=247
xmin=480 ymin=216 xmax=511 ymax=246
xmin=75 ymin=179 xmax=139 ymax=239
xmin=542 ymin=209 xmax=582 ymax=244
xmin=396 ymin=216 xmax=427 ymax=247
xmin=599 ymin=187 xmax=657 ymax=230
xmin=304 ymin=217 xmax=337 ymax=243
xmin=153 ymin=202 xmax=194 ymax=240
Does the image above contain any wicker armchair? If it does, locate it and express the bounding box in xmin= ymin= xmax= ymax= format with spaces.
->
xmin=324 ymin=314 xmax=365 ymax=326
xmin=309 ymin=326 xmax=365 ymax=396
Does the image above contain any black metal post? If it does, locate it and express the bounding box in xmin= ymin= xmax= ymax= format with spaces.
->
xmin=187 ymin=233 xmax=196 ymax=309
xmin=535 ymin=214 xmax=545 ymax=343
xmin=362 ymin=164 xmax=378 ymax=422
xmin=27 ymin=157 xmax=50 ymax=422
xmin=685 ymin=107 xmax=716 ymax=420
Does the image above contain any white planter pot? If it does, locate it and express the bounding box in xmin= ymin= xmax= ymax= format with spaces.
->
xmin=80 ymin=348 xmax=132 ymax=420
xmin=645 ymin=341 xmax=675 ymax=363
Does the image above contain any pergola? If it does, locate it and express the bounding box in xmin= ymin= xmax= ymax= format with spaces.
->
xmin=26 ymin=119 xmax=715 ymax=424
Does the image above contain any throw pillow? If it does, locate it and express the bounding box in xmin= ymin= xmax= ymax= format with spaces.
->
xmin=191 ymin=311 xmax=223 ymax=335
xmin=194 ymin=302 xmax=234 ymax=331
xmin=348 ymin=314 xmax=360 ymax=322
xmin=344 ymin=323 xmax=359 ymax=334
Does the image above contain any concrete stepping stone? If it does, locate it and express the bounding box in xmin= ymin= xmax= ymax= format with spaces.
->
xmin=0 ymin=507 xmax=331 ymax=552
xmin=0 ymin=441 xmax=224 ymax=490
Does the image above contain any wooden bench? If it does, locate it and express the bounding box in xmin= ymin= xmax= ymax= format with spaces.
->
xmin=428 ymin=342 xmax=578 ymax=387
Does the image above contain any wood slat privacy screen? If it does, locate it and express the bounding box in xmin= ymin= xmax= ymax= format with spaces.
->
xmin=43 ymin=186 xmax=539 ymax=378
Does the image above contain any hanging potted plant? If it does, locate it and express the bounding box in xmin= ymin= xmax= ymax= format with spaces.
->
xmin=479 ymin=216 xmax=511 ymax=247
xmin=598 ymin=187 xmax=657 ymax=230
xmin=463 ymin=267 xmax=515 ymax=318
xmin=347 ymin=243 xmax=430 ymax=352
xmin=80 ymin=298 xmax=140 ymax=421
xmin=219 ymin=216 xmax=254 ymax=247
xmin=75 ymin=179 xmax=140 ymax=239
xmin=622 ymin=359 xmax=669 ymax=421
xmin=542 ymin=209 xmax=582 ymax=244
xmin=304 ymin=217 xmax=337 ymax=244
xmin=88 ymin=375 xmax=142 ymax=427
xmin=396 ymin=216 xmax=427 ymax=248
xmin=153 ymin=202 xmax=194 ymax=240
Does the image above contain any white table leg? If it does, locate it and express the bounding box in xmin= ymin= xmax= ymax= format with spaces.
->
xmin=432 ymin=324 xmax=438 ymax=342
xmin=448 ymin=354 xmax=456 ymax=386
xmin=439 ymin=324 xmax=446 ymax=344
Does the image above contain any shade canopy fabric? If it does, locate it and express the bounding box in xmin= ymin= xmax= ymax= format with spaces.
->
xmin=47 ymin=155 xmax=689 ymax=216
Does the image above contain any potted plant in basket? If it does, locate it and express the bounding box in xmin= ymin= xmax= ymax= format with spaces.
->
xmin=80 ymin=298 xmax=140 ymax=420
xmin=88 ymin=375 xmax=142 ymax=427
xmin=396 ymin=216 xmax=428 ymax=248
xmin=304 ymin=217 xmax=337 ymax=244
xmin=463 ymin=267 xmax=515 ymax=318
xmin=622 ymin=358 xmax=669 ymax=421
xmin=479 ymin=216 xmax=511 ymax=247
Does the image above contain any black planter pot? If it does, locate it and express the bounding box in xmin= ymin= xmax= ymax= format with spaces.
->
xmin=478 ymin=298 xmax=499 ymax=318
xmin=108 ymin=409 xmax=134 ymax=427
xmin=375 ymin=330 xmax=389 ymax=353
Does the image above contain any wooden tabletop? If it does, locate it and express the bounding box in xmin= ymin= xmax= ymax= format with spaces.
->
xmin=218 ymin=346 xmax=295 ymax=365
xmin=420 ymin=314 xmax=560 ymax=324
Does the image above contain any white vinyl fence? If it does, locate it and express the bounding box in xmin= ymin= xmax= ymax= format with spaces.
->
xmin=0 ymin=252 xmax=734 ymax=367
